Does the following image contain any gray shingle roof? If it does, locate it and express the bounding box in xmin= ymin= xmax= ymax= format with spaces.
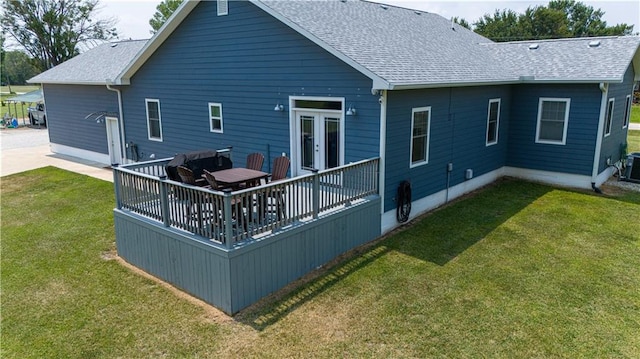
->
xmin=28 ymin=40 xmax=147 ymax=85
xmin=483 ymin=36 xmax=640 ymax=83
xmin=34 ymin=1 xmax=640 ymax=89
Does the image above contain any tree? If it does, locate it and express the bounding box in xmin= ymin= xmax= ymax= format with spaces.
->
xmin=1 ymin=0 xmax=118 ymax=72
xmin=149 ymin=0 xmax=184 ymax=34
xmin=451 ymin=17 xmax=471 ymax=30
xmin=474 ymin=9 xmax=523 ymax=41
xmin=3 ymin=51 xmax=40 ymax=85
xmin=473 ymin=0 xmax=633 ymax=42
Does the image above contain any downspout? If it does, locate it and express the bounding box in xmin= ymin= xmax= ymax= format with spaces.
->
xmin=106 ymin=80 xmax=126 ymax=165
xmin=590 ymin=82 xmax=608 ymax=193
xmin=378 ymin=89 xmax=387 ymax=220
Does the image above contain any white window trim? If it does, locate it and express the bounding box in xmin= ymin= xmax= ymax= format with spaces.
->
xmin=409 ymin=106 xmax=431 ymax=168
xmin=604 ymin=98 xmax=614 ymax=137
xmin=145 ymin=98 xmax=163 ymax=142
xmin=535 ymin=97 xmax=570 ymax=145
xmin=208 ymin=102 xmax=223 ymax=133
xmin=486 ymin=98 xmax=501 ymax=146
xmin=217 ymin=0 xmax=228 ymax=16
xmin=622 ymin=95 xmax=631 ymax=129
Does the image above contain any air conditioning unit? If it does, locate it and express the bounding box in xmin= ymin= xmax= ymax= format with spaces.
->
xmin=624 ymin=152 xmax=640 ymax=183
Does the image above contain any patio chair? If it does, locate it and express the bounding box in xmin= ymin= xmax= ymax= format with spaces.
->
xmin=202 ymin=169 xmax=228 ymax=190
xmin=238 ymin=152 xmax=266 ymax=189
xmin=265 ymin=156 xmax=290 ymax=220
xmin=271 ymin=156 xmax=290 ymax=182
xmin=177 ymin=165 xmax=208 ymax=187
xmin=246 ymin=152 xmax=265 ymax=171
xmin=203 ymin=169 xmax=249 ymax=232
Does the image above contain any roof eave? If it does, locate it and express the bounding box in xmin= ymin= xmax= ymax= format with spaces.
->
xmin=385 ymin=77 xmax=625 ymax=91
xmin=27 ymin=79 xmax=113 ymax=86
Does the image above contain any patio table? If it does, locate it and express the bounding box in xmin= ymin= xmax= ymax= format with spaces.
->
xmin=207 ymin=168 xmax=269 ymax=189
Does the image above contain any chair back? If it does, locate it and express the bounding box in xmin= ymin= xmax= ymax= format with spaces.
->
xmin=271 ymin=156 xmax=290 ymax=182
xmin=202 ymin=169 xmax=220 ymax=189
xmin=177 ymin=165 xmax=197 ymax=185
xmin=246 ymin=152 xmax=264 ymax=171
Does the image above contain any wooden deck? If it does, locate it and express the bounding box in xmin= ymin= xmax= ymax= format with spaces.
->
xmin=113 ymin=157 xmax=381 ymax=314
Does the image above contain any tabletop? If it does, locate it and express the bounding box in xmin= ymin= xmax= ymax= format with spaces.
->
xmin=209 ymin=168 xmax=269 ymax=187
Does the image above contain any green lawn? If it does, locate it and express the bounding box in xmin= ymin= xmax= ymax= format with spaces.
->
xmin=2 ymin=168 xmax=639 ymax=358
xmin=629 ymin=130 xmax=640 ymax=153
xmin=631 ymin=104 xmax=640 ymax=124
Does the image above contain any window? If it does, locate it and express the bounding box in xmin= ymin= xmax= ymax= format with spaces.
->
xmin=145 ymin=99 xmax=162 ymax=141
xmin=209 ymin=103 xmax=223 ymax=133
xmin=604 ymin=98 xmax=614 ymax=137
xmin=536 ymin=98 xmax=570 ymax=145
xmin=410 ymin=107 xmax=431 ymax=167
xmin=623 ymin=95 xmax=631 ymax=128
xmin=486 ymin=99 xmax=501 ymax=146
xmin=217 ymin=0 xmax=228 ymax=15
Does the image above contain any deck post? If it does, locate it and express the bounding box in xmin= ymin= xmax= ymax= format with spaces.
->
xmin=223 ymin=189 xmax=234 ymax=249
xmin=158 ymin=175 xmax=170 ymax=227
xmin=312 ymin=169 xmax=320 ymax=219
xmin=112 ymin=165 xmax=122 ymax=209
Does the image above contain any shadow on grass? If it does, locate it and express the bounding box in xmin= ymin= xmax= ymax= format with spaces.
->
xmin=385 ymin=178 xmax=552 ymax=266
xmin=236 ymin=243 xmax=390 ymax=330
xmin=236 ymin=178 xmax=553 ymax=329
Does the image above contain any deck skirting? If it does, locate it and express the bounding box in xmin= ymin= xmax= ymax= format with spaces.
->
xmin=115 ymin=197 xmax=381 ymax=314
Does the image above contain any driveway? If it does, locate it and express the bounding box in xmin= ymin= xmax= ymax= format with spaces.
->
xmin=0 ymin=126 xmax=113 ymax=182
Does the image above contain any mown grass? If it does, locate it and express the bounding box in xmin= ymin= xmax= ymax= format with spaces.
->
xmin=631 ymin=104 xmax=640 ymax=124
xmin=2 ymin=168 xmax=639 ymax=358
xmin=628 ymin=130 xmax=640 ymax=153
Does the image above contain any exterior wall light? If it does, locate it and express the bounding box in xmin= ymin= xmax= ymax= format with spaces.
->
xmin=346 ymin=105 xmax=356 ymax=116
xmin=274 ymin=103 xmax=284 ymax=111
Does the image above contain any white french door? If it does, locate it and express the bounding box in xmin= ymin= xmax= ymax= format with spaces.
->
xmin=295 ymin=111 xmax=342 ymax=176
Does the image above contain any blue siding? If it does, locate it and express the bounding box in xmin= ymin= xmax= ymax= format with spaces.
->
xmin=120 ymin=1 xmax=380 ymax=168
xmin=507 ymin=84 xmax=601 ymax=175
xmin=384 ymin=86 xmax=511 ymax=212
xmin=44 ymin=84 xmax=118 ymax=154
xmin=599 ymin=65 xmax=636 ymax=172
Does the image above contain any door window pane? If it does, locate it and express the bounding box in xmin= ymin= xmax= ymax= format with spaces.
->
xmin=325 ymin=117 xmax=339 ymax=169
xmin=301 ymin=115 xmax=314 ymax=170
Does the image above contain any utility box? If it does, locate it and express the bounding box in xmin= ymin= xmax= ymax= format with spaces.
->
xmin=624 ymin=152 xmax=640 ymax=183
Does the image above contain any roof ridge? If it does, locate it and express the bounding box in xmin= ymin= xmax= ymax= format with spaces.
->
xmin=482 ymin=35 xmax=628 ymax=46
xmin=358 ymin=0 xmax=430 ymax=14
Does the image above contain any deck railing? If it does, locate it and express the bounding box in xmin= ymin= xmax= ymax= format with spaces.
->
xmin=114 ymin=157 xmax=379 ymax=247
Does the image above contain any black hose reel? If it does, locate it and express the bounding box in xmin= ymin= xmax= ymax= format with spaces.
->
xmin=396 ymin=180 xmax=412 ymax=223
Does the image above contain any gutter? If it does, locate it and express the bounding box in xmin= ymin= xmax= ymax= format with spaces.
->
xmin=590 ymin=82 xmax=608 ymax=192
xmin=378 ymin=90 xmax=387 ymax=219
xmin=106 ymin=80 xmax=126 ymax=165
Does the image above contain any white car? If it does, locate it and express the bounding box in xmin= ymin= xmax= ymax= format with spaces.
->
xmin=28 ymin=103 xmax=46 ymax=126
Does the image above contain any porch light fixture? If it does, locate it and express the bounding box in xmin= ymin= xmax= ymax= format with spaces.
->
xmin=346 ymin=104 xmax=357 ymax=116
xmin=274 ymin=103 xmax=284 ymax=111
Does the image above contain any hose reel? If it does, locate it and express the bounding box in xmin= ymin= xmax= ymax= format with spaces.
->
xmin=396 ymin=180 xmax=412 ymax=223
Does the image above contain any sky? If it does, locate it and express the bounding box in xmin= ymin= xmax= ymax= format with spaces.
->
xmin=100 ymin=0 xmax=640 ymax=41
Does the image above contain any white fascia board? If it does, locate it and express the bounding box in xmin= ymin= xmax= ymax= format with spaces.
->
xmin=519 ymin=78 xmax=623 ymax=84
xmin=27 ymin=80 xmax=114 ymax=86
xmin=386 ymin=77 xmax=624 ymax=91
xmin=388 ymin=80 xmax=518 ymax=91
xmin=249 ymin=0 xmax=390 ymax=90
xmin=116 ymin=0 xmax=200 ymax=84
